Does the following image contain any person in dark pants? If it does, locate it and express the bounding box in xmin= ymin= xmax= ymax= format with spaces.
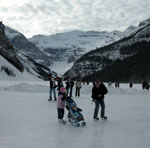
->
xmin=75 ymin=78 xmax=82 ymax=97
xmin=57 ymin=87 xmax=67 ymax=124
xmin=69 ymin=79 xmax=74 ymax=97
xmin=65 ymin=79 xmax=70 ymax=96
xmin=129 ymin=82 xmax=133 ymax=88
xmin=142 ymin=81 xmax=146 ymax=89
xmin=57 ymin=77 xmax=64 ymax=92
xmin=48 ymin=74 xmax=57 ymax=101
xmin=92 ymin=79 xmax=108 ymax=120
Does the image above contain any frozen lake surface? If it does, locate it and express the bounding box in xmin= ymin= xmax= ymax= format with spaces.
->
xmin=0 ymin=81 xmax=150 ymax=148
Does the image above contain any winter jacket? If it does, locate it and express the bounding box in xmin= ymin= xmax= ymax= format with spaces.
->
xmin=57 ymin=93 xmax=66 ymax=109
xmin=92 ymin=83 xmax=108 ymax=101
xmin=65 ymin=80 xmax=74 ymax=88
xmin=65 ymin=81 xmax=70 ymax=89
xmin=76 ymin=80 xmax=81 ymax=88
xmin=57 ymin=79 xmax=64 ymax=91
xmin=50 ymin=78 xmax=56 ymax=88
xmin=70 ymin=80 xmax=74 ymax=88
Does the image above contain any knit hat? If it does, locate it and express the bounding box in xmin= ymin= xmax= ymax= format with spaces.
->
xmin=95 ymin=79 xmax=100 ymax=83
xmin=60 ymin=87 xmax=66 ymax=93
xmin=70 ymin=102 xmax=76 ymax=108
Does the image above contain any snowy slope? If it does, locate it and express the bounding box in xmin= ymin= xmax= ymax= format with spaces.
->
xmin=0 ymin=81 xmax=150 ymax=148
xmin=1 ymin=22 xmax=54 ymax=81
xmin=0 ymin=55 xmax=44 ymax=81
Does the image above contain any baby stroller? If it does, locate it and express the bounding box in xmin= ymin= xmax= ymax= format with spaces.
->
xmin=66 ymin=97 xmax=86 ymax=127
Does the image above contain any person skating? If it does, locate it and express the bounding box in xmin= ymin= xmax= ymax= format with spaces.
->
xmin=92 ymin=79 xmax=108 ymax=120
xmin=57 ymin=77 xmax=64 ymax=92
xmin=142 ymin=81 xmax=146 ymax=89
xmin=69 ymin=79 xmax=74 ymax=97
xmin=75 ymin=78 xmax=82 ymax=97
xmin=129 ymin=82 xmax=133 ymax=88
xmin=48 ymin=74 xmax=57 ymax=101
xmin=65 ymin=78 xmax=74 ymax=97
xmin=65 ymin=79 xmax=70 ymax=96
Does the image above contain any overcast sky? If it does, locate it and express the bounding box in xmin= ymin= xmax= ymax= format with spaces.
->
xmin=0 ymin=0 xmax=150 ymax=38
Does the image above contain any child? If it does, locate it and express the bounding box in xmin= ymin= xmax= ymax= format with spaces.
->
xmin=66 ymin=97 xmax=86 ymax=127
xmin=57 ymin=87 xmax=67 ymax=124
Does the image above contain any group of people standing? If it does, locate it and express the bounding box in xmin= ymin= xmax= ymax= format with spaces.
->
xmin=65 ymin=78 xmax=82 ymax=97
xmin=48 ymin=74 xmax=82 ymax=101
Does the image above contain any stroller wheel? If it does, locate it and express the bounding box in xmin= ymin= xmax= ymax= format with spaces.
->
xmin=76 ymin=123 xmax=80 ymax=127
xmin=81 ymin=121 xmax=86 ymax=126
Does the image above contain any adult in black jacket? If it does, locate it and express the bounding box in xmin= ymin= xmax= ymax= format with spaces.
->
xmin=92 ymin=79 xmax=108 ymax=120
xmin=69 ymin=79 xmax=74 ymax=97
xmin=48 ymin=74 xmax=57 ymax=101
xmin=65 ymin=79 xmax=70 ymax=96
xmin=57 ymin=77 xmax=64 ymax=92
xmin=65 ymin=78 xmax=74 ymax=97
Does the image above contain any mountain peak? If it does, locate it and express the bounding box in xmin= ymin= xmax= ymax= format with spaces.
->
xmin=5 ymin=26 xmax=23 ymax=40
xmin=123 ymin=25 xmax=138 ymax=35
xmin=139 ymin=18 xmax=150 ymax=27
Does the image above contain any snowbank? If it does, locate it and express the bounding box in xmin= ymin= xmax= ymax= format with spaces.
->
xmin=0 ymin=83 xmax=49 ymax=93
xmin=81 ymin=84 xmax=150 ymax=95
xmin=0 ymin=81 xmax=149 ymax=95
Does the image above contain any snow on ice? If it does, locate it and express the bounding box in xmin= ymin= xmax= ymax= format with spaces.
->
xmin=0 ymin=81 xmax=150 ymax=148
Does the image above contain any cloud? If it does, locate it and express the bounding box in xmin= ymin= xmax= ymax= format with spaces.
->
xmin=0 ymin=0 xmax=150 ymax=37
xmin=0 ymin=7 xmax=9 ymax=12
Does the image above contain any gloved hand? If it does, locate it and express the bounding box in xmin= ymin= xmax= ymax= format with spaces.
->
xmin=92 ymin=99 xmax=96 ymax=102
xmin=77 ymin=107 xmax=82 ymax=112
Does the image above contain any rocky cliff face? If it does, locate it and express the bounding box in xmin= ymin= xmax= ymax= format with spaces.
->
xmin=0 ymin=22 xmax=24 ymax=72
xmin=5 ymin=26 xmax=52 ymax=67
xmin=0 ymin=22 xmax=53 ymax=80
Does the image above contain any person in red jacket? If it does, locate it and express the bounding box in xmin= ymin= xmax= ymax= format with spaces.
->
xmin=92 ymin=79 xmax=108 ymax=120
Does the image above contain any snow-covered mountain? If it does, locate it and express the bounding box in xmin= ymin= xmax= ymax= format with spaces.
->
xmin=0 ymin=54 xmax=48 ymax=81
xmin=4 ymin=20 xmax=138 ymax=75
xmin=28 ymin=27 xmax=137 ymax=74
xmin=123 ymin=25 xmax=138 ymax=36
xmin=5 ymin=26 xmax=52 ymax=67
xmin=0 ymin=21 xmax=54 ymax=80
xmin=139 ymin=18 xmax=150 ymax=27
xmin=65 ymin=18 xmax=150 ymax=83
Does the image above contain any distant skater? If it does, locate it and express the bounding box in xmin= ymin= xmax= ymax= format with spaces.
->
xmin=48 ymin=74 xmax=57 ymax=101
xmin=75 ymin=78 xmax=82 ymax=97
xmin=129 ymin=82 xmax=133 ymax=88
